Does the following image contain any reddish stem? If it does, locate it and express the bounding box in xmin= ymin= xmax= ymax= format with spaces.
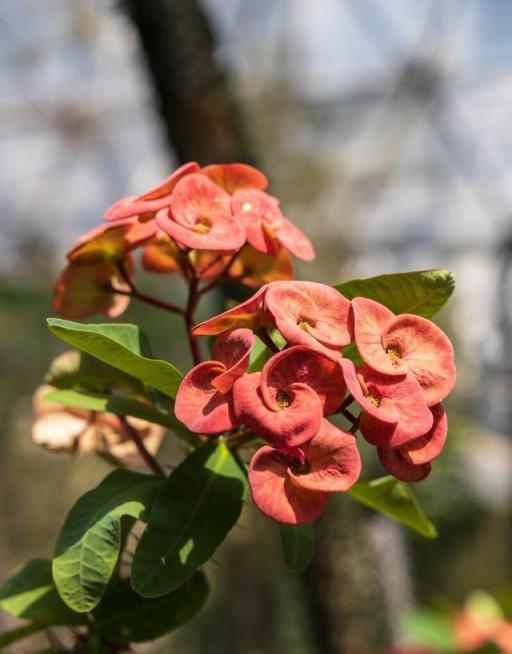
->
xmin=115 ymin=262 xmax=184 ymax=315
xmin=119 ymin=416 xmax=166 ymax=477
xmin=184 ymin=276 xmax=202 ymax=366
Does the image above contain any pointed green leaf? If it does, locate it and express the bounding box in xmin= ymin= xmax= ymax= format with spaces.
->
xmin=44 ymin=389 xmax=195 ymax=444
xmin=131 ymin=443 xmax=247 ymax=597
xmin=334 ymin=269 xmax=455 ymax=318
xmin=248 ymin=337 xmax=273 ymax=373
xmin=47 ymin=319 xmax=182 ymax=398
xmin=53 ymin=469 xmax=164 ymax=612
xmin=348 ymin=476 xmax=437 ymax=539
xmin=95 ymin=572 xmax=209 ymax=642
xmin=280 ymin=524 xmax=315 ymax=573
xmin=0 ymin=559 xmax=86 ymax=626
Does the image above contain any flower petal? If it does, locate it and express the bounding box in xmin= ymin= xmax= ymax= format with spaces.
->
xmin=400 ymin=403 xmax=447 ymax=464
xmin=276 ymin=216 xmax=315 ymax=261
xmin=174 ymin=361 xmax=236 ymax=434
xmin=193 ymin=285 xmax=269 ymax=335
xmin=289 ymin=420 xmax=361 ymax=492
xmin=211 ymin=328 xmax=255 ymax=393
xmin=377 ymin=447 xmax=432 ymax=482
xmin=233 ymin=373 xmax=323 ymax=447
xmin=249 ymin=446 xmax=330 ymax=524
xmin=142 ymin=230 xmax=183 ymax=274
xmin=261 ymin=346 xmax=347 ymax=415
xmin=201 ymin=163 xmax=268 ymax=193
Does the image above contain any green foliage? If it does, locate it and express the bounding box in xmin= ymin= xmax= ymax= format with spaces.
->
xmin=348 ymin=476 xmax=437 ymax=539
xmin=402 ymin=608 xmax=455 ymax=652
xmin=44 ymin=388 xmax=195 ymax=443
xmin=52 ymin=469 xmax=164 ymax=613
xmin=279 ymin=524 xmax=315 ymax=573
xmin=95 ymin=572 xmax=209 ymax=642
xmin=47 ymin=319 xmax=183 ymax=398
xmin=334 ymin=269 xmax=455 ymax=317
xmin=131 ymin=442 xmax=247 ymax=598
xmin=248 ymin=336 xmax=273 ymax=373
xmin=0 ymin=559 xmax=86 ymax=626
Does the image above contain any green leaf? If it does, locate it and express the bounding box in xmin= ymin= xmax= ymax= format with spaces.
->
xmin=334 ymin=269 xmax=455 ymax=318
xmin=47 ymin=319 xmax=182 ymax=398
xmin=402 ymin=609 xmax=455 ymax=651
xmin=0 ymin=559 xmax=86 ymax=626
xmin=248 ymin=337 xmax=273 ymax=373
xmin=348 ymin=476 xmax=437 ymax=539
xmin=280 ymin=524 xmax=315 ymax=573
xmin=131 ymin=442 xmax=247 ymax=598
xmin=0 ymin=623 xmax=44 ymax=647
xmin=46 ymin=350 xmax=142 ymax=394
xmin=52 ymin=469 xmax=164 ymax=612
xmin=95 ymin=572 xmax=209 ymax=643
xmin=44 ymin=389 xmax=195 ymax=444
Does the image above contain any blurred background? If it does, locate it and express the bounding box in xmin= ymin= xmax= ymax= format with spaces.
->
xmin=1 ymin=1 xmax=512 ymax=652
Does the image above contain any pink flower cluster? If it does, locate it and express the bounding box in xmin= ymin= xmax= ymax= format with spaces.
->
xmin=175 ymin=281 xmax=456 ymax=525
xmin=53 ymin=163 xmax=313 ymax=319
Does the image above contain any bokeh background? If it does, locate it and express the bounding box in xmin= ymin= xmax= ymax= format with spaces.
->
xmin=1 ymin=1 xmax=512 ymax=652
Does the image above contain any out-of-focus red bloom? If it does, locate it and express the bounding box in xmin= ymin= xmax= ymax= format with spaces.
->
xmin=351 ymin=297 xmax=456 ymax=406
xmin=32 ymin=385 xmax=164 ymax=467
xmin=141 ymin=230 xmax=183 ymax=274
xmin=201 ymin=163 xmax=268 ymax=194
xmin=248 ymin=420 xmax=361 ymax=524
xmin=67 ymin=223 xmax=135 ymax=263
xmin=156 ymin=173 xmax=246 ymax=252
xmin=376 ymin=404 xmax=447 ymax=482
xmin=53 ymin=259 xmax=131 ymax=319
xmin=232 ymin=188 xmax=315 ymax=261
xmin=453 ymin=592 xmax=512 ymax=653
xmin=341 ymin=360 xmax=432 ymax=448
xmin=193 ymin=281 xmax=352 ymax=357
xmin=174 ymin=329 xmax=254 ymax=434
xmin=233 ymin=346 xmax=346 ymax=447
xmin=104 ymin=162 xmax=199 ymax=223
xmin=228 ymin=243 xmax=294 ymax=287
xmin=384 ymin=649 xmax=440 ymax=654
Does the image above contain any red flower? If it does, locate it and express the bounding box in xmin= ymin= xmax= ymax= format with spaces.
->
xmin=351 ymin=297 xmax=456 ymax=406
xmin=248 ymin=420 xmax=361 ymax=524
xmin=232 ymin=189 xmax=315 ymax=261
xmin=193 ymin=281 xmax=352 ymax=357
xmin=201 ymin=163 xmax=268 ymax=194
xmin=233 ymin=346 xmax=346 ymax=447
xmin=157 ymin=173 xmax=246 ymax=252
xmin=174 ymin=329 xmax=254 ymax=434
xmin=340 ymin=359 xmax=433 ymax=448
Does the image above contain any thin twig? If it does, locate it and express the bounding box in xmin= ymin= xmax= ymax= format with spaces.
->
xmin=114 ymin=262 xmax=184 ymax=315
xmin=119 ymin=417 xmax=166 ymax=477
xmin=184 ymin=276 xmax=202 ymax=365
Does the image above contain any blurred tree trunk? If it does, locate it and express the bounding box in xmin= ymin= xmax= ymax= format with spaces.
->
xmin=121 ymin=0 xmax=253 ymax=165
xmin=304 ymin=501 xmax=391 ymax=654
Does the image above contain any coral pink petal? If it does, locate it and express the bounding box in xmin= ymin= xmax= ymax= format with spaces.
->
xmin=383 ymin=314 xmax=456 ymax=406
xmin=249 ymin=446 xmax=330 ymax=524
xmin=232 ymin=373 xmax=323 ymax=447
xmin=202 ymin=163 xmax=268 ymax=193
xmin=244 ymin=218 xmax=280 ymax=254
xmin=141 ymin=162 xmax=199 ymax=200
xmin=261 ymin=346 xmax=346 ymax=415
xmin=352 ymin=297 xmax=406 ymax=376
xmin=377 ymin=447 xmax=432 ymax=482
xmin=357 ymin=367 xmax=433 ymax=447
xmin=193 ymin=285 xmax=269 ymax=336
xmin=211 ymin=328 xmax=255 ymax=393
xmin=265 ymin=281 xmax=352 ymax=351
xmin=276 ymin=216 xmax=315 ymax=261
xmin=157 ymin=208 xmax=245 ymax=252
xmin=339 ymin=359 xmax=400 ymax=424
xmin=400 ymin=404 xmax=448 ymax=464
xmin=171 ymin=173 xmax=231 ymax=225
xmin=289 ymin=420 xmax=361 ymax=492
xmin=123 ymin=216 xmax=159 ymax=247
xmin=174 ymin=361 xmax=236 ymax=434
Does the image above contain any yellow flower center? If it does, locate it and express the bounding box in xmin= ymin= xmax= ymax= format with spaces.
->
xmin=194 ymin=217 xmax=211 ymax=234
xmin=386 ymin=346 xmax=401 ymax=365
xmin=297 ymin=315 xmax=316 ymax=331
xmin=276 ymin=389 xmax=292 ymax=409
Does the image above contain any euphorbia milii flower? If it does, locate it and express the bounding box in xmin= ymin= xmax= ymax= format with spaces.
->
xmin=32 ymin=385 xmax=164 ymax=467
xmin=53 ymin=259 xmax=132 ymax=319
xmin=157 ymin=173 xmax=246 ymax=251
xmin=67 ymin=223 xmax=135 ymax=264
xmin=229 ymin=243 xmax=294 ymax=288
xmin=174 ymin=329 xmax=254 ymax=434
xmin=201 ymin=163 xmax=268 ymax=194
xmin=233 ymin=346 xmax=346 ymax=447
xmin=351 ymin=297 xmax=456 ymax=406
xmin=142 ymin=230 xmax=183 ymax=274
xmin=193 ymin=281 xmax=352 ymax=357
xmin=377 ymin=404 xmax=448 ymax=481
xmin=248 ymin=420 xmax=361 ymax=524
xmin=340 ymin=360 xmax=433 ymax=448
xmin=232 ymin=189 xmax=315 ymax=261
